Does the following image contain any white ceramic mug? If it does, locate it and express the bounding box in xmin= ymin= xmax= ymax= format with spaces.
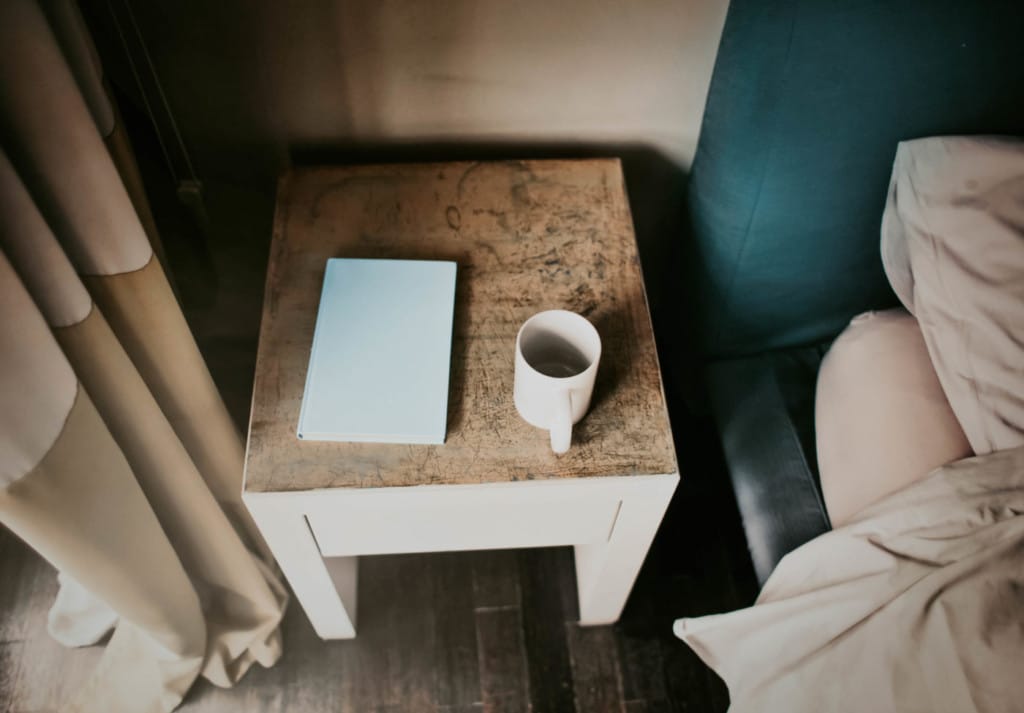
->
xmin=514 ymin=310 xmax=602 ymax=454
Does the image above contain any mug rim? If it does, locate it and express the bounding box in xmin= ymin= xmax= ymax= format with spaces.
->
xmin=515 ymin=309 xmax=602 ymax=382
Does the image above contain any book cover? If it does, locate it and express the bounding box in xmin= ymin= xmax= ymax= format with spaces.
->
xmin=297 ymin=258 xmax=457 ymax=444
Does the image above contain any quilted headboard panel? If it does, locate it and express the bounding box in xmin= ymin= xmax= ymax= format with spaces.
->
xmin=688 ymin=0 xmax=1024 ymax=357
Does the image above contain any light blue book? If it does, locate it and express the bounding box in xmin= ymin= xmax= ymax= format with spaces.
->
xmin=297 ymin=258 xmax=457 ymax=444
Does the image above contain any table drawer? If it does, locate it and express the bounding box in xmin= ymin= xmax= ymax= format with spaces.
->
xmin=305 ymin=494 xmax=622 ymax=557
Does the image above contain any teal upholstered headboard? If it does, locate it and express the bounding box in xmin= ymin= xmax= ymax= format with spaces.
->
xmin=688 ymin=0 xmax=1024 ymax=358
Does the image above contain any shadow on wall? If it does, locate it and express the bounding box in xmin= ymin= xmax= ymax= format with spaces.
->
xmin=81 ymin=0 xmax=723 ymax=177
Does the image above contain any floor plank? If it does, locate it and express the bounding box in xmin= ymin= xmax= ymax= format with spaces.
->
xmin=617 ymin=619 xmax=670 ymax=709
xmin=566 ymin=624 xmax=626 ymax=713
xmin=0 ymin=543 xmax=102 ymax=713
xmin=0 ymin=642 xmax=22 ymax=713
xmin=474 ymin=608 xmax=530 ymax=713
xmin=517 ymin=548 xmax=578 ymax=713
xmin=434 ymin=552 xmax=482 ymax=709
xmin=0 ymin=531 xmax=58 ymax=644
xmin=471 ymin=550 xmax=521 ymax=610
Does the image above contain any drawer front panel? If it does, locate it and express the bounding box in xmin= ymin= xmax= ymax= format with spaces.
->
xmin=306 ymin=495 xmax=621 ymax=557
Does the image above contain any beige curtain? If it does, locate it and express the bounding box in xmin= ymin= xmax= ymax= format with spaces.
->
xmin=0 ymin=1 xmax=287 ymax=711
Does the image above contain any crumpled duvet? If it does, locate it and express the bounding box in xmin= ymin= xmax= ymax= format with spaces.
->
xmin=675 ymin=446 xmax=1024 ymax=713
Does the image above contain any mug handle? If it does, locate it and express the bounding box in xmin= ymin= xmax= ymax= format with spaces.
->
xmin=550 ymin=390 xmax=573 ymax=454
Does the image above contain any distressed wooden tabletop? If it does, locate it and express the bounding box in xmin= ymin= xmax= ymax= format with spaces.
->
xmin=245 ymin=160 xmax=677 ymax=492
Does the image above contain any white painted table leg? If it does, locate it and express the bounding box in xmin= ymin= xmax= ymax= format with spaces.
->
xmin=244 ymin=494 xmax=358 ymax=639
xmin=573 ymin=474 xmax=678 ymax=626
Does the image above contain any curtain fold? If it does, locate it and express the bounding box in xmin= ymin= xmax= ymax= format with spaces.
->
xmin=0 ymin=1 xmax=287 ymax=711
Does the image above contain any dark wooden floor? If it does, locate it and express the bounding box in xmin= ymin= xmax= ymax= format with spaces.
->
xmin=0 ymin=167 xmax=758 ymax=712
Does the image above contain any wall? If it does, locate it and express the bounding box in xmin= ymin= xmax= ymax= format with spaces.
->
xmin=93 ymin=0 xmax=728 ymax=180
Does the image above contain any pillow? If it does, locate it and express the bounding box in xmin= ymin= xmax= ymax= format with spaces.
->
xmin=816 ymin=309 xmax=971 ymax=526
xmin=881 ymin=136 xmax=1024 ymax=454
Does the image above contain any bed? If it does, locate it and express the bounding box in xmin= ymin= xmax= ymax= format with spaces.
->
xmin=685 ymin=0 xmax=1024 ymax=584
xmin=677 ymin=1 xmax=1024 ymax=710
